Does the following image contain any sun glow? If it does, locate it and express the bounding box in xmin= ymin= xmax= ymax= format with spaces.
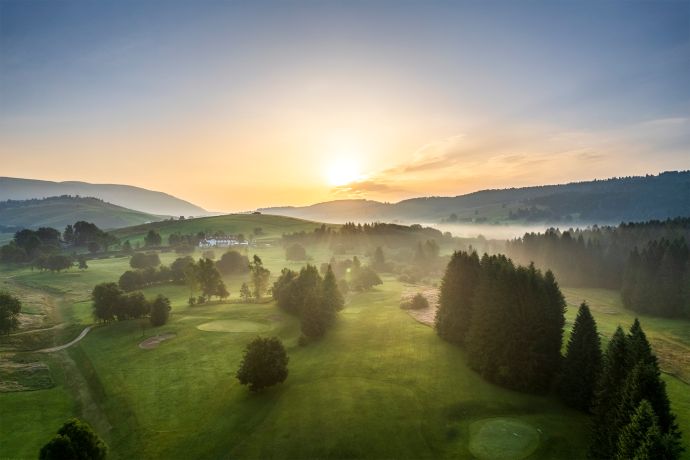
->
xmin=326 ymin=157 xmax=362 ymax=186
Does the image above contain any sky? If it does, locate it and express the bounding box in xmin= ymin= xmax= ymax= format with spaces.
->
xmin=1 ymin=0 xmax=689 ymax=212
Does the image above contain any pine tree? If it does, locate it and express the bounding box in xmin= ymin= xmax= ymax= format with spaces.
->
xmin=628 ymin=318 xmax=657 ymax=368
xmin=322 ymin=264 xmax=344 ymax=321
xmin=615 ymin=400 xmax=664 ymax=460
xmin=300 ymin=291 xmax=327 ymax=339
xmin=558 ymin=302 xmax=602 ymax=412
xmin=589 ymin=327 xmax=631 ymax=459
xmin=435 ymin=251 xmax=480 ymax=344
xmin=614 ymin=362 xmax=682 ymax=455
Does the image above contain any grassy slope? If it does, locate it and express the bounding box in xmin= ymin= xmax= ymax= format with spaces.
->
xmin=0 ymin=197 xmax=163 ymax=230
xmin=72 ymin=276 xmax=591 ymax=459
xmin=0 ymin=237 xmax=688 ymax=458
xmin=111 ymin=213 xmax=334 ymax=246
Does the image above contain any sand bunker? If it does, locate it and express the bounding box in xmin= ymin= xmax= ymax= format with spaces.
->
xmin=469 ymin=418 xmax=540 ymax=460
xmin=401 ymin=287 xmax=439 ymax=326
xmin=139 ymin=333 xmax=176 ymax=349
xmin=196 ymin=320 xmax=271 ymax=333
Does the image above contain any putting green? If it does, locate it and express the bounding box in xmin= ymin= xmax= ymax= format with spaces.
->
xmin=469 ymin=418 xmax=540 ymax=460
xmin=196 ymin=320 xmax=271 ymax=333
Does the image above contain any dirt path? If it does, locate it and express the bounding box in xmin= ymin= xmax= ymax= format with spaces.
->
xmin=38 ymin=326 xmax=92 ymax=353
xmin=9 ymin=322 xmax=67 ymax=336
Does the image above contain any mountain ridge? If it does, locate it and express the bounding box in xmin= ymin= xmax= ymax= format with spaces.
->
xmin=260 ymin=171 xmax=690 ymax=224
xmin=0 ymin=196 xmax=165 ymax=230
xmin=0 ymin=177 xmax=207 ymax=217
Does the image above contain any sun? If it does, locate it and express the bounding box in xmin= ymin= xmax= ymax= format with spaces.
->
xmin=326 ymin=157 xmax=362 ymax=186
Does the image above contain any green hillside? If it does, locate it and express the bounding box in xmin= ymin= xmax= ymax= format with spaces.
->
xmin=112 ymin=213 xmax=336 ymax=245
xmin=0 ymin=196 xmax=164 ymax=230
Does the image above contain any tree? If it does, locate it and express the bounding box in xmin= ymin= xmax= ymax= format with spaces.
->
xmin=77 ymin=256 xmax=88 ymax=270
xmin=615 ymin=362 xmax=681 ymax=454
xmin=465 ymin=255 xmax=565 ymax=393
xmin=39 ymin=435 xmax=76 ymax=460
xmin=87 ymin=241 xmax=100 ymax=253
xmin=118 ymin=270 xmax=143 ymax=292
xmin=130 ymin=252 xmax=160 ymax=269
xmin=170 ymin=256 xmax=194 ymax=283
xmin=272 ymin=268 xmax=300 ymax=313
xmin=240 ymin=282 xmax=252 ymax=302
xmin=249 ymin=255 xmax=270 ymax=300
xmin=196 ymin=258 xmax=227 ymax=301
xmin=144 ymin=230 xmax=162 ymax=247
xmin=91 ymin=283 xmax=122 ymax=322
xmin=351 ymin=266 xmax=382 ymax=291
xmin=300 ymin=291 xmax=327 ymax=339
xmin=558 ymin=302 xmax=602 ymax=412
xmin=589 ymin=327 xmax=632 ymax=459
xmin=149 ymin=295 xmax=171 ymax=327
xmin=372 ymin=246 xmax=386 ymax=271
xmin=216 ymin=250 xmax=249 ymax=275
xmin=435 ymin=251 xmax=480 ymax=344
xmin=0 ymin=291 xmax=22 ymax=335
xmin=236 ymin=337 xmax=289 ymax=392
xmin=121 ymin=240 xmax=132 ymax=253
xmin=285 ymin=243 xmax=307 ymax=261
xmin=63 ymin=224 xmax=75 ymax=244
xmin=322 ymin=265 xmax=344 ymax=314
xmin=615 ymin=400 xmax=665 ymax=460
xmin=40 ymin=418 xmax=107 ymax=460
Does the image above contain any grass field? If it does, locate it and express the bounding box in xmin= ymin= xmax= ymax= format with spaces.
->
xmin=1 ymin=219 xmax=688 ymax=459
xmin=111 ymin=213 xmax=336 ymax=246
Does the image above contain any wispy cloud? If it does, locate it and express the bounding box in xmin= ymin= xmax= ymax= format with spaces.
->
xmin=329 ymin=117 xmax=689 ymax=200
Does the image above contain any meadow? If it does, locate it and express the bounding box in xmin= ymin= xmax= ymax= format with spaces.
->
xmin=1 ymin=215 xmax=688 ymax=459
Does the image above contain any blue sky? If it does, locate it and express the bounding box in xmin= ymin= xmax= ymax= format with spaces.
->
xmin=1 ymin=0 xmax=688 ymax=210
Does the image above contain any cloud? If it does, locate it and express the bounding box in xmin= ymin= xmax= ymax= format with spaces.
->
xmin=329 ymin=115 xmax=689 ymax=201
xmin=331 ymin=180 xmax=409 ymax=197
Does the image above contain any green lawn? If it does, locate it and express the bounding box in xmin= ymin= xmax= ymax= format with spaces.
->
xmin=1 ymin=244 xmax=689 ymax=459
xmin=111 ymin=213 xmax=335 ymax=247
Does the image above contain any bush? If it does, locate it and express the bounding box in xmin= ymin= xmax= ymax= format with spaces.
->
xmin=236 ymin=337 xmax=289 ymax=392
xmin=285 ymin=243 xmax=307 ymax=261
xmin=39 ymin=418 xmax=107 ymax=460
xmin=150 ymin=295 xmax=171 ymax=326
xmin=130 ymin=252 xmax=160 ymax=269
xmin=216 ymin=250 xmax=249 ymax=275
xmin=401 ymin=293 xmax=429 ymax=310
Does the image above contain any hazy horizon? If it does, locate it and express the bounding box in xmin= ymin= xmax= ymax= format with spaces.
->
xmin=1 ymin=0 xmax=688 ymax=211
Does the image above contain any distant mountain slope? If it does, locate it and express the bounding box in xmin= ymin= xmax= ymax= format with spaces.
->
xmin=0 ymin=196 xmax=164 ymax=230
xmin=261 ymin=171 xmax=690 ymax=224
xmin=0 ymin=177 xmax=207 ymax=216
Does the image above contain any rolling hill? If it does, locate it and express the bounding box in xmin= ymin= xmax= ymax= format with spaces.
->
xmin=260 ymin=171 xmax=690 ymax=224
xmin=0 ymin=177 xmax=207 ymax=216
xmin=0 ymin=196 xmax=165 ymax=230
xmin=111 ymin=212 xmax=334 ymax=244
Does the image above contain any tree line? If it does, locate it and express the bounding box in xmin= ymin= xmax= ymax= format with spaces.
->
xmin=506 ymin=218 xmax=690 ymax=318
xmin=92 ymin=283 xmax=171 ymax=326
xmin=0 ymin=221 xmax=116 ymax=264
xmin=435 ymin=251 xmax=566 ymax=393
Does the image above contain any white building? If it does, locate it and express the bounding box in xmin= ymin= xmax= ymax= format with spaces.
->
xmin=198 ymin=237 xmax=249 ymax=248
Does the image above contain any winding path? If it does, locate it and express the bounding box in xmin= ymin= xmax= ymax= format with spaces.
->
xmin=38 ymin=326 xmax=92 ymax=353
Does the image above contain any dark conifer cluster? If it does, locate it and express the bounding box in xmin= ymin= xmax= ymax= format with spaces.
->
xmin=272 ymin=264 xmax=344 ymax=341
xmin=589 ymin=320 xmax=683 ymax=459
xmin=436 ymin=251 xmax=566 ymax=393
xmin=622 ymin=238 xmax=689 ymax=318
xmin=507 ymin=218 xmax=690 ymax=318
